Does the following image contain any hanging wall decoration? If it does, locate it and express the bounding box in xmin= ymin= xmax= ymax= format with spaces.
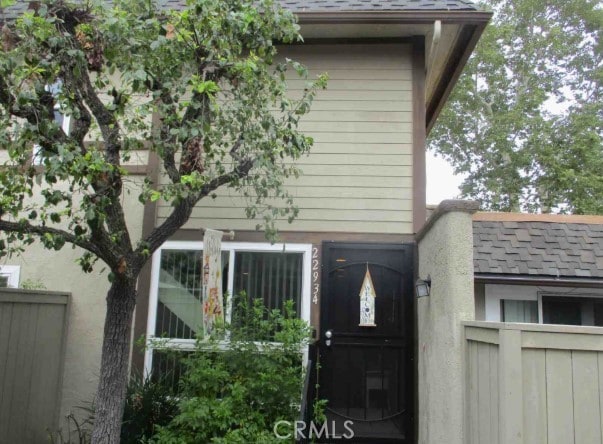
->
xmin=202 ymin=228 xmax=224 ymax=337
xmin=359 ymin=264 xmax=377 ymax=327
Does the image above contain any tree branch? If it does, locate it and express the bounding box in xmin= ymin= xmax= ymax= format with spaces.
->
xmin=60 ymin=68 xmax=92 ymax=149
xmin=51 ymin=33 xmax=133 ymax=255
xmin=150 ymin=80 xmax=181 ymax=184
xmin=0 ymin=219 xmax=109 ymax=264
xmin=78 ymin=67 xmax=122 ymax=165
xmin=133 ymin=157 xmax=254 ymax=272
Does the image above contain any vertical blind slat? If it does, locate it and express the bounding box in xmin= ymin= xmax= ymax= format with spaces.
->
xmin=156 ymin=249 xmax=304 ymax=339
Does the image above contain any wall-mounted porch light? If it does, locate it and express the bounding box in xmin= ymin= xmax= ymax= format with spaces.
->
xmin=415 ymin=275 xmax=431 ymax=298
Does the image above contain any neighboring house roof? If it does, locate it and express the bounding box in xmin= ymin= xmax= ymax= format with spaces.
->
xmin=473 ymin=213 xmax=603 ymax=280
xmin=1 ymin=0 xmax=479 ymax=21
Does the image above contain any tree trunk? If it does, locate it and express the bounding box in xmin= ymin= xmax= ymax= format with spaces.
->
xmin=91 ymin=277 xmax=137 ymax=444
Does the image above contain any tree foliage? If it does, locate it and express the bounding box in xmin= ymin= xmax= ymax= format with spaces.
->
xmin=0 ymin=0 xmax=325 ymax=441
xmin=429 ymin=0 xmax=603 ymax=214
xmin=0 ymin=0 xmax=326 ymax=271
xmin=151 ymin=299 xmax=311 ymax=444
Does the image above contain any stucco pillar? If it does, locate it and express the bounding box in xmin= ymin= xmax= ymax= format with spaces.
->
xmin=416 ymin=199 xmax=479 ymax=444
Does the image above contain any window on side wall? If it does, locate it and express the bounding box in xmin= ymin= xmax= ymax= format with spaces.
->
xmin=500 ymin=299 xmax=538 ymax=323
xmin=495 ymin=292 xmax=603 ymax=326
xmin=32 ymin=81 xmax=71 ymax=165
xmin=542 ymin=295 xmax=603 ymax=327
xmin=0 ymin=265 xmax=20 ymax=288
xmin=145 ymin=241 xmax=311 ymax=379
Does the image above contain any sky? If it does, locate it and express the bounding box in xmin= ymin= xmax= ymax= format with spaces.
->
xmin=426 ymin=151 xmax=465 ymax=205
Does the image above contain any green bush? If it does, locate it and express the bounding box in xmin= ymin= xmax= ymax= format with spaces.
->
xmin=120 ymin=373 xmax=179 ymax=444
xmin=151 ymin=299 xmax=311 ymax=444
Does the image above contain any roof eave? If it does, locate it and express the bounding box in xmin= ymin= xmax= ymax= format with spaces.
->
xmin=296 ymin=10 xmax=492 ymax=25
xmin=425 ymin=17 xmax=488 ymax=133
xmin=475 ymin=273 xmax=603 ymax=289
xmin=296 ymin=10 xmax=492 ymax=133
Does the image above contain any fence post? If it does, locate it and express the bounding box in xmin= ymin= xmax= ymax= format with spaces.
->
xmin=498 ymin=328 xmax=523 ymax=444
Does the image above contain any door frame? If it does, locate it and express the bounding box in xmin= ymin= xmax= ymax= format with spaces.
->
xmin=318 ymin=241 xmax=415 ymax=443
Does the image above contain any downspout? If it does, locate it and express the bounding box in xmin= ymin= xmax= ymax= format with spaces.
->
xmin=427 ymin=20 xmax=442 ymax=73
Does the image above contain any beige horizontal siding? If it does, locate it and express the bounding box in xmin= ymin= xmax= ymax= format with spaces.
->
xmin=300 ymin=111 xmax=411 ymax=123
xmin=308 ymin=143 xmax=410 ymax=155
xmin=297 ymin=153 xmax=411 ymax=166
xmin=284 ymin=175 xmax=412 ymax=188
xmin=292 ymin=164 xmax=412 ymax=176
xmin=307 ymin=101 xmax=411 ymax=111
xmin=289 ymin=89 xmax=411 ymax=101
xmin=286 ymin=79 xmax=412 ymax=91
xmin=298 ymin=69 xmax=411 ymax=80
xmin=156 ymin=43 xmax=414 ymax=234
xmin=299 ymin=121 xmax=411 ymax=133
xmin=310 ymin=132 xmax=411 ymax=144
xmin=209 ymin=186 xmax=412 ymax=200
xmin=175 ymin=218 xmax=414 ymax=234
xmin=159 ymin=196 xmax=411 ymax=212
xmin=159 ymin=206 xmax=411 ymax=222
xmin=280 ymin=44 xmax=412 ymax=70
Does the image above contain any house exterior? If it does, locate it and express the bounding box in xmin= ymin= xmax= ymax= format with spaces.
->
xmin=466 ymin=213 xmax=603 ymax=444
xmin=0 ymin=1 xmax=496 ymax=443
xmin=473 ymin=212 xmax=603 ymax=326
xmin=417 ymin=203 xmax=603 ymax=444
xmin=134 ymin=3 xmax=491 ymax=443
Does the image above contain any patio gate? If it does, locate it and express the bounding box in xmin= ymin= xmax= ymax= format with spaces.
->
xmin=0 ymin=289 xmax=70 ymax=444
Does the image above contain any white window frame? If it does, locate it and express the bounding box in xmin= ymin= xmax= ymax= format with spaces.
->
xmin=485 ymin=284 xmax=603 ymax=325
xmin=0 ymin=265 xmax=20 ymax=288
xmin=33 ymin=82 xmax=71 ymax=165
xmin=143 ymin=241 xmax=312 ymax=376
xmin=538 ymin=291 xmax=603 ymax=326
xmin=485 ymin=285 xmax=539 ymax=322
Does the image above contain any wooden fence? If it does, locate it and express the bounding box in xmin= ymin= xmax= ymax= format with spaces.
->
xmin=464 ymin=321 xmax=603 ymax=444
xmin=0 ymin=289 xmax=70 ymax=444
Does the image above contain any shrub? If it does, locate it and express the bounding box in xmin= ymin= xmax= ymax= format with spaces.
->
xmin=151 ymin=299 xmax=311 ymax=444
xmin=120 ymin=373 xmax=179 ymax=444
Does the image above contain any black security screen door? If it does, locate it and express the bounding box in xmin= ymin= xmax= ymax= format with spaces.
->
xmin=319 ymin=243 xmax=414 ymax=443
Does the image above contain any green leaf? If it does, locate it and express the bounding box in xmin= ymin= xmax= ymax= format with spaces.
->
xmin=149 ymin=190 xmax=162 ymax=202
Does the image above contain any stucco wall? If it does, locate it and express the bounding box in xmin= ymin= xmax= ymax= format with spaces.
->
xmin=416 ymin=200 xmax=478 ymax=444
xmin=1 ymin=176 xmax=146 ymax=433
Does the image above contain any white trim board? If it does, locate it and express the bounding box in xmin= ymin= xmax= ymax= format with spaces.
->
xmin=144 ymin=240 xmax=312 ymax=376
xmin=484 ymin=283 xmax=603 ymax=323
xmin=0 ymin=265 xmax=20 ymax=288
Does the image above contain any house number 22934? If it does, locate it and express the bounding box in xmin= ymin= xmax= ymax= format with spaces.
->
xmin=312 ymin=247 xmax=320 ymax=305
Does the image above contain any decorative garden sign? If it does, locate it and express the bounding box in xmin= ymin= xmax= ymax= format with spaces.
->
xmin=359 ymin=265 xmax=377 ymax=327
xmin=202 ymin=229 xmax=224 ymax=336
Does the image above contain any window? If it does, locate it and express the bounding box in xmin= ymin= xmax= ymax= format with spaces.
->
xmin=32 ymin=81 xmax=71 ymax=165
xmin=485 ymin=284 xmax=603 ymax=326
xmin=0 ymin=265 xmax=20 ymax=288
xmin=595 ymin=302 xmax=603 ymax=327
xmin=144 ymin=241 xmax=311 ymax=376
xmin=501 ymin=299 xmax=538 ymax=323
xmin=542 ymin=296 xmax=603 ymax=327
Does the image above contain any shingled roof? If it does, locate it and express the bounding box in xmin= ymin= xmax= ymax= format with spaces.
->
xmin=473 ymin=214 xmax=603 ymax=280
xmin=1 ymin=0 xmax=479 ymax=21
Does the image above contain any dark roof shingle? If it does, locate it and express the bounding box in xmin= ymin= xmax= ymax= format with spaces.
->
xmin=1 ymin=0 xmax=479 ymax=21
xmin=473 ymin=219 xmax=603 ymax=279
